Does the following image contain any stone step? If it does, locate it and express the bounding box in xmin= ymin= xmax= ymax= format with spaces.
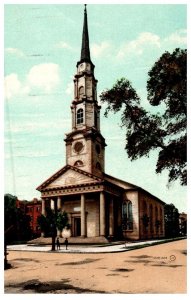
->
xmin=27 ymin=236 xmax=109 ymax=245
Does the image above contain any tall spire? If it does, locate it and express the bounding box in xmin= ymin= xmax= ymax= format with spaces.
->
xmin=80 ymin=4 xmax=91 ymax=62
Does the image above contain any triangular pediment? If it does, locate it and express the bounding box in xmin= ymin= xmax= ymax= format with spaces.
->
xmin=37 ymin=165 xmax=102 ymax=191
xmin=47 ymin=169 xmax=97 ymax=188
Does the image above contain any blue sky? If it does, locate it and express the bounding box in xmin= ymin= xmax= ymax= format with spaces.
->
xmin=4 ymin=3 xmax=187 ymax=212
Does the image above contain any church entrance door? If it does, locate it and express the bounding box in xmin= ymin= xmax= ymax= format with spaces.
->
xmin=74 ymin=217 xmax=81 ymax=236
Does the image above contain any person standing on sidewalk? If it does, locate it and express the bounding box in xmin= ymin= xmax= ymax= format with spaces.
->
xmin=64 ymin=238 xmax=68 ymax=250
xmin=56 ymin=237 xmax=60 ymax=250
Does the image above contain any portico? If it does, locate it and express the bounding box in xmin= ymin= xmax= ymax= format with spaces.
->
xmin=39 ymin=169 xmax=121 ymax=238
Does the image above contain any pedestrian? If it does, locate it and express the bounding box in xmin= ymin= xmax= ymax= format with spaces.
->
xmin=56 ymin=237 xmax=60 ymax=250
xmin=64 ymin=238 xmax=68 ymax=250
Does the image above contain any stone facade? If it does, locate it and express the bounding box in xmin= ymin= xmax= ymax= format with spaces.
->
xmin=36 ymin=5 xmax=165 ymax=241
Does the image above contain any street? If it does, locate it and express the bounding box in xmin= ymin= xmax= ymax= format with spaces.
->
xmin=4 ymin=239 xmax=186 ymax=294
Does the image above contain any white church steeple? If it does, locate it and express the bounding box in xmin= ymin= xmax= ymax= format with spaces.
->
xmin=65 ymin=5 xmax=106 ymax=177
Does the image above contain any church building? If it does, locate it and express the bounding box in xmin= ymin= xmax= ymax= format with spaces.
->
xmin=37 ymin=5 xmax=165 ymax=241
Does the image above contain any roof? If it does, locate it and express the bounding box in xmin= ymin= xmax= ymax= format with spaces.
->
xmin=104 ymin=172 xmax=165 ymax=205
xmin=81 ymin=4 xmax=91 ymax=62
xmin=77 ymin=4 xmax=94 ymax=68
xmin=104 ymin=173 xmax=138 ymax=190
xmin=36 ymin=165 xmax=165 ymax=205
xmin=36 ymin=165 xmax=103 ymax=191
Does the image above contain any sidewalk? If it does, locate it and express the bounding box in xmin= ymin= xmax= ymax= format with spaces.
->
xmin=7 ymin=237 xmax=185 ymax=253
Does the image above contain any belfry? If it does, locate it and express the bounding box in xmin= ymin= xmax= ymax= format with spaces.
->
xmin=37 ymin=5 xmax=165 ymax=242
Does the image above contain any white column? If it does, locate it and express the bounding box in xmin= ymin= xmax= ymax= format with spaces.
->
xmin=41 ymin=198 xmax=45 ymax=215
xmin=109 ymin=197 xmax=114 ymax=236
xmin=41 ymin=198 xmax=46 ymax=237
xmin=81 ymin=194 xmax=86 ymax=237
xmin=57 ymin=197 xmax=61 ymax=210
xmin=50 ymin=199 xmax=55 ymax=211
xmin=100 ymin=192 xmax=106 ymax=236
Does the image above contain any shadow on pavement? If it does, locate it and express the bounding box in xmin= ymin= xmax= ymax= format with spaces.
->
xmin=55 ymin=258 xmax=102 ymax=266
xmin=5 ymin=279 xmax=106 ymax=294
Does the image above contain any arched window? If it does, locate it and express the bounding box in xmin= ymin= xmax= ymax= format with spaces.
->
xmin=77 ymin=108 xmax=83 ymax=124
xmin=160 ymin=207 xmax=163 ymax=234
xmin=74 ymin=160 xmax=83 ymax=167
xmin=155 ymin=206 xmax=158 ymax=220
xmin=155 ymin=206 xmax=159 ymax=233
xmin=142 ymin=201 xmax=149 ymax=231
xmin=79 ymin=86 xmax=84 ymax=99
xmin=143 ymin=200 xmax=147 ymax=214
xmin=122 ymin=202 xmax=127 ymax=220
xmin=150 ymin=204 xmax=153 ymax=234
xmin=122 ymin=201 xmax=133 ymax=230
xmin=128 ymin=202 xmax=133 ymax=229
xmin=96 ymin=162 xmax=101 ymax=170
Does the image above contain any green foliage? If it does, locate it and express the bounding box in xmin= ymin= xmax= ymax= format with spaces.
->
xmin=147 ymin=48 xmax=186 ymax=117
xmin=37 ymin=214 xmax=50 ymax=235
xmin=37 ymin=207 xmax=69 ymax=236
xmin=56 ymin=211 xmax=69 ymax=231
xmin=4 ymin=194 xmax=17 ymax=232
xmin=100 ymin=48 xmax=187 ymax=185
xmin=4 ymin=194 xmax=32 ymax=242
xmin=147 ymin=48 xmax=186 ymax=185
xmin=164 ymin=203 xmax=180 ymax=238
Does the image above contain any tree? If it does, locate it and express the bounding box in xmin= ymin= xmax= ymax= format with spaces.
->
xmin=4 ymin=194 xmax=18 ymax=242
xmin=164 ymin=204 xmax=180 ymax=238
xmin=4 ymin=194 xmax=32 ymax=242
xmin=100 ymin=48 xmax=187 ymax=185
xmin=56 ymin=210 xmax=69 ymax=232
xmin=37 ymin=207 xmax=69 ymax=237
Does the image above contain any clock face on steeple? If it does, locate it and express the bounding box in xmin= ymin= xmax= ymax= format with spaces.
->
xmin=74 ymin=141 xmax=84 ymax=153
xmin=80 ymin=63 xmax=84 ymax=71
xmin=79 ymin=62 xmax=91 ymax=72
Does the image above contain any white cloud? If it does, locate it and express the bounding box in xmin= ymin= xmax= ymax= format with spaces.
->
xmin=91 ymin=41 xmax=112 ymax=58
xmin=27 ymin=63 xmax=61 ymax=93
xmin=5 ymin=47 xmax=24 ymax=57
xmin=4 ymin=74 xmax=22 ymax=100
xmin=4 ymin=73 xmax=30 ymax=100
xmin=5 ymin=63 xmax=61 ymax=100
xmin=164 ymin=29 xmax=187 ymax=45
xmin=117 ymin=32 xmax=161 ymax=60
xmin=55 ymin=41 xmax=73 ymax=50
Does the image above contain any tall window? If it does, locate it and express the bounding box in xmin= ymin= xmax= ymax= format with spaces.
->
xmin=160 ymin=207 xmax=163 ymax=234
xmin=122 ymin=201 xmax=133 ymax=230
xmin=79 ymin=86 xmax=84 ymax=99
xmin=150 ymin=204 xmax=153 ymax=234
xmin=96 ymin=162 xmax=101 ymax=170
xmin=94 ymin=111 xmax=97 ymax=128
xmin=155 ymin=206 xmax=159 ymax=234
xmin=77 ymin=108 xmax=84 ymax=124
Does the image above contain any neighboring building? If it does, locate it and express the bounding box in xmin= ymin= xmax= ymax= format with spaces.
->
xmin=37 ymin=5 xmax=165 ymax=241
xmin=16 ymin=198 xmax=42 ymax=236
xmin=179 ymin=212 xmax=187 ymax=236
